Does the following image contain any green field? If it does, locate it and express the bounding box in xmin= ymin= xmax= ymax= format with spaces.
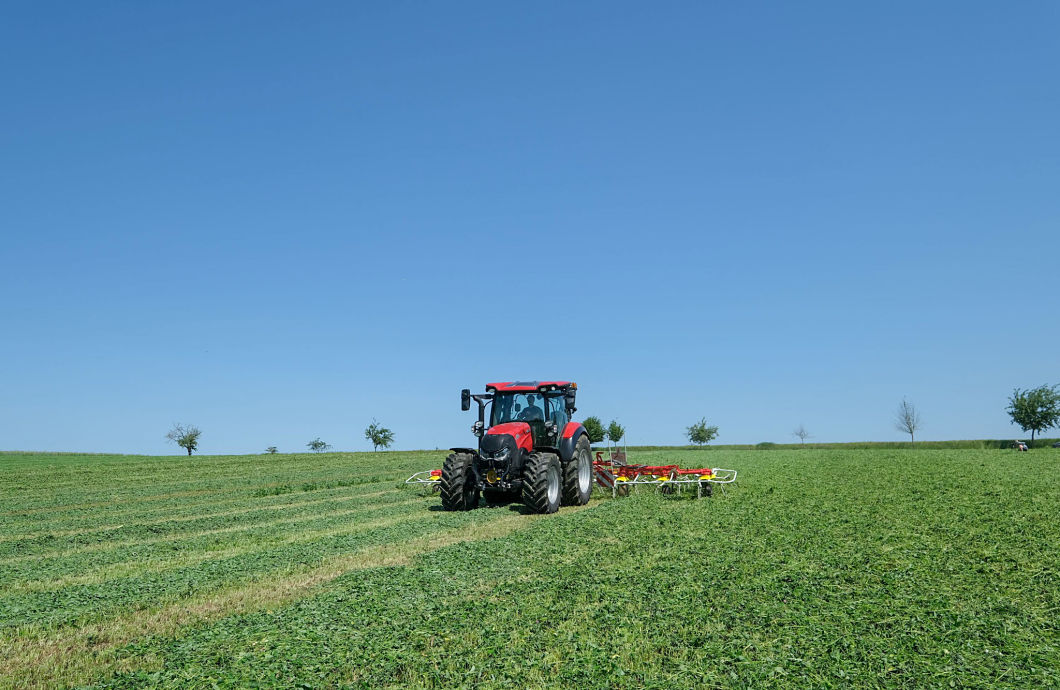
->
xmin=1 ymin=448 xmax=1058 ymax=688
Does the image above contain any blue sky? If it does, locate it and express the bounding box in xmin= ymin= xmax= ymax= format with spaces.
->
xmin=2 ymin=2 xmax=1058 ymax=454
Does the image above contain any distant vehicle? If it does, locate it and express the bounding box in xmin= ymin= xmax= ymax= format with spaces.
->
xmin=1053 ymin=441 xmax=1060 ymax=448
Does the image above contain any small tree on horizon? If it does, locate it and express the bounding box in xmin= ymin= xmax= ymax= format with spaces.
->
xmin=606 ymin=420 xmax=625 ymax=447
xmin=365 ymin=420 xmax=395 ymax=452
xmin=894 ymin=398 xmax=922 ymax=446
xmin=265 ymin=446 xmax=278 ymax=454
xmin=582 ymin=416 xmax=606 ymax=444
xmin=165 ymin=424 xmax=202 ymax=456
xmin=792 ymin=425 xmax=811 ymax=444
xmin=307 ymin=438 xmax=331 ymax=453
xmin=687 ymin=418 xmax=719 ymax=446
xmin=1006 ymin=385 xmax=1060 ymax=442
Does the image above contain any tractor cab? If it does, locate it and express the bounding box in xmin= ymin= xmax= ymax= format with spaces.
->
xmin=489 ymin=390 xmax=570 ymax=449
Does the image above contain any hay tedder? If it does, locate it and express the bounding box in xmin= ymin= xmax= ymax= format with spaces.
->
xmin=405 ymin=381 xmax=737 ymax=510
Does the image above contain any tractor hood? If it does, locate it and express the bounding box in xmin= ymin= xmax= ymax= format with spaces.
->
xmin=487 ymin=422 xmax=533 ymax=452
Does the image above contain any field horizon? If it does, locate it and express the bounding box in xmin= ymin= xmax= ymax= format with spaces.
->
xmin=3 ymin=435 xmax=1059 ymax=458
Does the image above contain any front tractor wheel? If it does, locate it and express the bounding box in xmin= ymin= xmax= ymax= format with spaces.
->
xmin=522 ymin=452 xmax=562 ymax=514
xmin=562 ymin=435 xmax=593 ymax=506
xmin=439 ymin=452 xmax=479 ymax=511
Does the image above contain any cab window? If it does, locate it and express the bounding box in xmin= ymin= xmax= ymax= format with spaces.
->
xmin=546 ymin=396 xmax=569 ymax=430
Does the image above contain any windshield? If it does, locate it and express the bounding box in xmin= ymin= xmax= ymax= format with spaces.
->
xmin=491 ymin=393 xmax=547 ymax=426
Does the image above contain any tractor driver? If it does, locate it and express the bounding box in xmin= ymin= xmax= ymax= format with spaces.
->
xmin=517 ymin=394 xmax=544 ymax=422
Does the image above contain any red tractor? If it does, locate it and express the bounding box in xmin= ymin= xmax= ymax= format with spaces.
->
xmin=440 ymin=381 xmax=593 ymax=514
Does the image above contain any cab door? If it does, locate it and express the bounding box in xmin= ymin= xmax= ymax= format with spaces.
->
xmin=544 ymin=395 xmax=569 ymax=447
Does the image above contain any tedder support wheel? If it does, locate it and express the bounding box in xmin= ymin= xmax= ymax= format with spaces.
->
xmin=522 ymin=452 xmax=562 ymax=514
xmin=562 ymin=435 xmax=593 ymax=506
xmin=440 ymin=452 xmax=479 ymax=511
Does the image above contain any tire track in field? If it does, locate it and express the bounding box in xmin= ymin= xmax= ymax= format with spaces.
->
xmin=0 ymin=492 xmax=421 ymax=568
xmin=0 ymin=497 xmax=428 ymax=595
xmin=0 ymin=503 xmax=598 ymax=689
xmin=0 ymin=487 xmax=395 ymax=544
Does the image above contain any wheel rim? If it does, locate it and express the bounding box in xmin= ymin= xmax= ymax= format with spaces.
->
xmin=546 ymin=463 xmax=560 ymax=505
xmin=577 ymin=452 xmax=591 ymax=494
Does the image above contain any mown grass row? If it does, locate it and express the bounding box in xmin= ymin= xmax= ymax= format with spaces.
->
xmin=0 ymin=451 xmax=440 ymax=511
xmin=0 ymin=478 xmax=404 ymax=538
xmin=0 ymin=488 xmax=420 ymax=560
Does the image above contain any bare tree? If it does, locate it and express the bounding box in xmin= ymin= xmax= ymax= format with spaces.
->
xmin=894 ymin=398 xmax=922 ymax=446
xmin=792 ymin=424 xmax=811 ymax=444
xmin=166 ymin=424 xmax=202 ymax=456
xmin=307 ymin=438 xmax=332 ymax=453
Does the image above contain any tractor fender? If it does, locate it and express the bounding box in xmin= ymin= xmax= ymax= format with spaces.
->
xmin=449 ymin=448 xmax=478 ymax=455
xmin=559 ymin=423 xmax=587 ymax=463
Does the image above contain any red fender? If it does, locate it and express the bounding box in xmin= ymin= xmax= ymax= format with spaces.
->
xmin=562 ymin=422 xmax=583 ymax=439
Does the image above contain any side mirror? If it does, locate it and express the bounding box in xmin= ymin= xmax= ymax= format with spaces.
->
xmin=460 ymin=389 xmax=471 ymax=411
xmin=564 ymin=389 xmax=577 ymax=412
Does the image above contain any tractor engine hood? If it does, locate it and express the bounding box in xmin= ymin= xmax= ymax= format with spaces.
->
xmin=486 ymin=422 xmax=533 ymax=452
xmin=479 ymin=424 xmax=528 ymax=483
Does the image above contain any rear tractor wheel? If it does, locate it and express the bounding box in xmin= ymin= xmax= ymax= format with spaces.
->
xmin=562 ymin=435 xmax=593 ymax=506
xmin=439 ymin=452 xmax=479 ymax=511
xmin=522 ymin=452 xmax=562 ymax=514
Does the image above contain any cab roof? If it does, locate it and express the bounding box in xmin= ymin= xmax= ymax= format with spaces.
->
xmin=486 ymin=381 xmax=575 ymax=393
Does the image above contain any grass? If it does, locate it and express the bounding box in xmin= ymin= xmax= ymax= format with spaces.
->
xmin=1 ymin=448 xmax=1058 ymax=688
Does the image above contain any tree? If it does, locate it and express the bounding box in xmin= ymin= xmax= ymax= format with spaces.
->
xmin=894 ymin=398 xmax=922 ymax=446
xmin=1007 ymin=385 xmax=1060 ymax=442
xmin=365 ymin=420 xmax=394 ymax=452
xmin=686 ymin=418 xmax=719 ymax=446
xmin=792 ymin=425 xmax=811 ymax=444
xmin=165 ymin=424 xmax=202 ymax=456
xmin=581 ymin=416 xmax=605 ymax=444
xmin=307 ymin=438 xmax=331 ymax=452
xmin=606 ymin=420 xmax=625 ymax=446
xmin=265 ymin=446 xmax=278 ymax=454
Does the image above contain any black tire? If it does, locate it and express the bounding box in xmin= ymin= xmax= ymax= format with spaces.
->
xmin=521 ymin=452 xmax=562 ymax=514
xmin=562 ymin=435 xmax=593 ymax=506
xmin=700 ymin=481 xmax=713 ymax=498
xmin=439 ymin=452 xmax=478 ymax=511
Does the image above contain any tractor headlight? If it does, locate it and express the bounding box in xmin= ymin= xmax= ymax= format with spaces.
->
xmin=484 ymin=447 xmax=510 ymax=462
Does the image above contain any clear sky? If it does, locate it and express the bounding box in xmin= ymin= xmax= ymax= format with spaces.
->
xmin=2 ymin=2 xmax=1058 ymax=455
